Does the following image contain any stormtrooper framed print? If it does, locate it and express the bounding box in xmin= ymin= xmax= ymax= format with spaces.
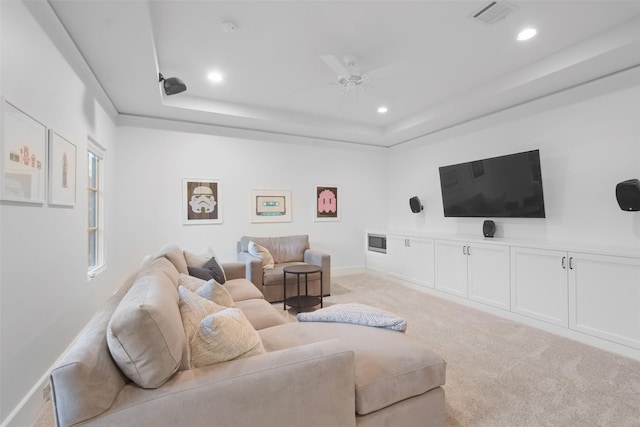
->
xmin=183 ymin=178 xmax=222 ymax=224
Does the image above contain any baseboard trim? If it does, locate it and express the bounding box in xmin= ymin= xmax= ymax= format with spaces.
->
xmin=332 ymin=265 xmax=366 ymax=277
xmin=1 ymin=370 xmax=50 ymax=427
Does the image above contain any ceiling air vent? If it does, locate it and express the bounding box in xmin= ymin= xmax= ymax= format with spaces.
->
xmin=470 ymin=1 xmax=518 ymax=24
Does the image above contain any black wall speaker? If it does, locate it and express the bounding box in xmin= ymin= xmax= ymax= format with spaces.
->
xmin=616 ymin=179 xmax=640 ymax=212
xmin=483 ymin=220 xmax=496 ymax=238
xmin=409 ymin=196 xmax=423 ymax=213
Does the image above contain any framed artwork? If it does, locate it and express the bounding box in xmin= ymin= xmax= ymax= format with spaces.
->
xmin=314 ymin=185 xmax=339 ymax=221
xmin=0 ymin=98 xmax=47 ymax=204
xmin=48 ymin=130 xmax=77 ymax=206
xmin=251 ymin=189 xmax=291 ymax=223
xmin=183 ymin=178 xmax=222 ymax=224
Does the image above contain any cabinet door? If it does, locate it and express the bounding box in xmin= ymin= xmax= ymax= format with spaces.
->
xmin=510 ymin=247 xmax=568 ymax=326
xmin=435 ymin=240 xmax=468 ymax=297
xmin=386 ymin=235 xmax=408 ymax=280
xmin=405 ymin=238 xmax=435 ymax=288
xmin=569 ymin=253 xmax=640 ymax=350
xmin=468 ymin=243 xmax=510 ymax=310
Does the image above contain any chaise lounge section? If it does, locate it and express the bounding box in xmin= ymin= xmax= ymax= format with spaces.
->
xmin=48 ymin=244 xmax=446 ymax=426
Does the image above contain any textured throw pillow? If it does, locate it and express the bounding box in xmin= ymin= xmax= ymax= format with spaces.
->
xmin=178 ymin=273 xmax=206 ymax=291
xmin=196 ymin=279 xmax=235 ymax=308
xmin=178 ymin=286 xmax=224 ymax=343
xmin=190 ymin=308 xmax=266 ymax=368
xmin=178 ymin=274 xmax=234 ymax=307
xmin=248 ymin=241 xmax=275 ymax=269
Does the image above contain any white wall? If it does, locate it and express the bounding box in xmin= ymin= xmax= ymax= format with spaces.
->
xmin=388 ymin=67 xmax=640 ymax=251
xmin=0 ymin=2 xmax=119 ymax=425
xmin=112 ymin=124 xmax=388 ymax=275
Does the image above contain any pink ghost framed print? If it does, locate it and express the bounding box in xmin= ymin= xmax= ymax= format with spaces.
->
xmin=314 ymin=185 xmax=339 ymax=221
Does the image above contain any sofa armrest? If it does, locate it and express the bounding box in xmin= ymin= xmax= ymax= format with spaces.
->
xmin=237 ymin=251 xmax=263 ymax=286
xmin=305 ymin=249 xmax=331 ymax=296
xmin=92 ymin=340 xmax=356 ymax=426
xmin=220 ymin=262 xmax=246 ymax=280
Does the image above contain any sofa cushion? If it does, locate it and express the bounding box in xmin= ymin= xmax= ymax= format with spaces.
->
xmin=190 ymin=308 xmax=266 ymax=368
xmin=156 ymin=243 xmax=188 ymax=275
xmin=107 ymin=258 xmax=185 ymax=389
xmin=235 ymin=299 xmax=288 ymax=330
xmin=178 ymin=274 xmax=234 ymax=307
xmin=223 ymin=278 xmax=265 ymax=301
xmin=248 ymin=241 xmax=275 ymax=269
xmin=241 ymin=235 xmax=309 ymax=264
xmin=259 ymin=322 xmax=446 ymax=415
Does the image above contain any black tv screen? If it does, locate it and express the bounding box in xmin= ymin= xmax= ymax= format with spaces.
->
xmin=439 ymin=149 xmax=546 ymax=218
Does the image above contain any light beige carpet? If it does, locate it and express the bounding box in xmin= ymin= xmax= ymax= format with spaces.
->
xmin=33 ymin=273 xmax=640 ymax=426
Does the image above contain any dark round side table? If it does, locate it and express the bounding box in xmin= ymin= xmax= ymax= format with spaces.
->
xmin=283 ymin=264 xmax=323 ymax=311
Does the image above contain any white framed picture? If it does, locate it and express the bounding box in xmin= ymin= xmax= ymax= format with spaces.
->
xmin=251 ymin=189 xmax=291 ymax=223
xmin=48 ymin=130 xmax=77 ymax=207
xmin=0 ymin=98 xmax=47 ymax=204
xmin=183 ymin=178 xmax=222 ymax=225
xmin=314 ymin=185 xmax=339 ymax=221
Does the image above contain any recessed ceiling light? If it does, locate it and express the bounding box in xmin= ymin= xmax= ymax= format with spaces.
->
xmin=207 ymin=71 xmax=224 ymax=83
xmin=517 ymin=27 xmax=537 ymax=41
xmin=377 ymin=106 xmax=388 ymax=114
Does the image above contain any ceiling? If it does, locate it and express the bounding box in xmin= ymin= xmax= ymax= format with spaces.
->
xmin=47 ymin=0 xmax=640 ymax=147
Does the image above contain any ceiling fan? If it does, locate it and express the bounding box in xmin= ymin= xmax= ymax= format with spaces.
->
xmin=320 ymin=54 xmax=405 ymax=97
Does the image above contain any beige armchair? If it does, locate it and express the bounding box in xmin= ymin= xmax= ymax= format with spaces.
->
xmin=237 ymin=235 xmax=331 ymax=302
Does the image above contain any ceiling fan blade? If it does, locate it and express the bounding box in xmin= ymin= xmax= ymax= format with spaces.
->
xmin=320 ymin=54 xmax=350 ymax=77
xmin=367 ymin=60 xmax=409 ymax=81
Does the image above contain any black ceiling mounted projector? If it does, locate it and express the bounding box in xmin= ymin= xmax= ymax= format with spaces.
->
xmin=158 ymin=73 xmax=187 ymax=95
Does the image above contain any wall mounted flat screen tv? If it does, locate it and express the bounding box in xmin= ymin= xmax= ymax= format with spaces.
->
xmin=439 ymin=149 xmax=546 ymax=218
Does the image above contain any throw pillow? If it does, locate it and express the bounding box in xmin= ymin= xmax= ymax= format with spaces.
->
xmin=190 ymin=308 xmax=266 ymax=368
xmin=248 ymin=241 xmax=275 ymax=269
xmin=178 ymin=273 xmax=206 ymax=291
xmin=196 ymin=279 xmax=235 ymax=308
xmin=202 ymin=256 xmax=227 ymax=284
xmin=184 ymin=246 xmax=217 ymax=268
xmin=177 ymin=286 xmax=224 ymax=343
xmin=186 ymin=257 xmax=226 ymax=284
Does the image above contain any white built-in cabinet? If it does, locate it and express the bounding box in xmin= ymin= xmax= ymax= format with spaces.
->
xmin=387 ymin=234 xmax=434 ymax=288
xmin=370 ymin=231 xmax=640 ymax=354
xmin=511 ymin=247 xmax=569 ymax=327
xmin=568 ymin=253 xmax=640 ymax=350
xmin=435 ymin=240 xmax=510 ymax=310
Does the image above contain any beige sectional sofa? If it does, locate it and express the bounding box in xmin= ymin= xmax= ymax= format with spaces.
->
xmin=237 ymin=235 xmax=331 ymax=302
xmin=49 ymin=244 xmax=446 ymax=426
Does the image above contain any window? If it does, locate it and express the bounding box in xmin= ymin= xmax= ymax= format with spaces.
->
xmin=87 ymin=138 xmax=105 ymax=278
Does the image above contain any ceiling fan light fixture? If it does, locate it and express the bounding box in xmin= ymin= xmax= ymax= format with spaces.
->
xmin=158 ymin=73 xmax=187 ymax=95
xmin=377 ymin=106 xmax=388 ymax=114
